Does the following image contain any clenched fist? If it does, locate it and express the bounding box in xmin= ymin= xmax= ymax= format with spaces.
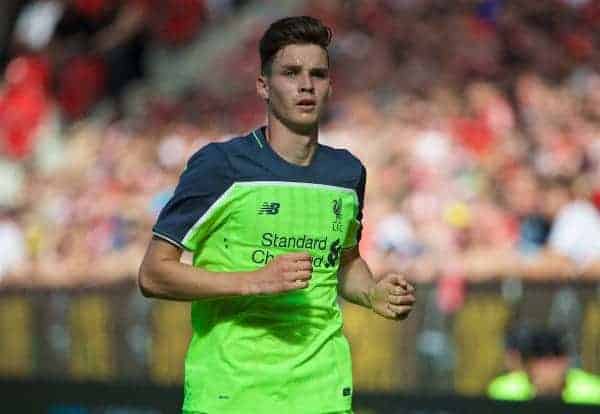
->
xmin=369 ymin=273 xmax=415 ymax=320
xmin=243 ymin=252 xmax=313 ymax=295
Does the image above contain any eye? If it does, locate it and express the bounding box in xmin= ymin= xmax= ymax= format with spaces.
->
xmin=283 ymin=70 xmax=296 ymax=77
xmin=311 ymin=70 xmax=328 ymax=79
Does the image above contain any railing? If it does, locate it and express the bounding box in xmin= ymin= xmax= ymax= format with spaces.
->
xmin=0 ymin=280 xmax=599 ymax=395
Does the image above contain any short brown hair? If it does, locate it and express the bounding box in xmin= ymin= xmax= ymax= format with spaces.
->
xmin=259 ymin=16 xmax=332 ymax=75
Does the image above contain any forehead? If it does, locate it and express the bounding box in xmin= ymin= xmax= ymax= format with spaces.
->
xmin=272 ymin=44 xmax=328 ymax=68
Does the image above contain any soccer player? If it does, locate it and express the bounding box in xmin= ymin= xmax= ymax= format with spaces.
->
xmin=139 ymin=16 xmax=416 ymax=414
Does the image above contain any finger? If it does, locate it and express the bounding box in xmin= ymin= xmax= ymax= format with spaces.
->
xmin=379 ymin=306 xmax=398 ymax=320
xmin=390 ymin=285 xmax=408 ymax=296
xmin=283 ymin=252 xmax=312 ymax=261
xmin=387 ymin=304 xmax=413 ymax=319
xmin=388 ymin=294 xmax=416 ymax=306
xmin=386 ymin=273 xmax=406 ymax=286
xmin=285 ymin=279 xmax=309 ymax=290
xmin=281 ymin=260 xmax=311 ymax=275
xmin=292 ymin=261 xmax=313 ymax=272
xmin=284 ymin=270 xmax=311 ymax=281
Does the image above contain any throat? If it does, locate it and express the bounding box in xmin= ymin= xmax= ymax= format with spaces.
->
xmin=265 ymin=126 xmax=318 ymax=166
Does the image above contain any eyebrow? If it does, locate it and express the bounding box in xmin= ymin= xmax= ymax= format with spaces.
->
xmin=280 ymin=64 xmax=329 ymax=73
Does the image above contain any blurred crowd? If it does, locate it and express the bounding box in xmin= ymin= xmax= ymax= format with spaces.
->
xmin=2 ymin=0 xmax=600 ymax=288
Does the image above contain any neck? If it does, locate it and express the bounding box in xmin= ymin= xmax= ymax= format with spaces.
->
xmin=265 ymin=113 xmax=318 ymax=167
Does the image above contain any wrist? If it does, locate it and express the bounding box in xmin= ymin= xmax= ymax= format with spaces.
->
xmin=366 ymin=283 xmax=376 ymax=309
xmin=237 ymin=272 xmax=251 ymax=296
xmin=211 ymin=270 xmax=250 ymax=296
xmin=238 ymin=269 xmax=263 ymax=296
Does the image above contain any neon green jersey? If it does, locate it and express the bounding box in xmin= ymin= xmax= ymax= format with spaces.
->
xmin=153 ymin=128 xmax=366 ymax=413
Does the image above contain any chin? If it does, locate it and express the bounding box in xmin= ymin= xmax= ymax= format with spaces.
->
xmin=279 ymin=114 xmax=319 ymax=133
xmin=290 ymin=119 xmax=319 ymax=133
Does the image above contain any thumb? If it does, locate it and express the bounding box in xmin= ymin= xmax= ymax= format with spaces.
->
xmin=386 ymin=273 xmax=407 ymax=286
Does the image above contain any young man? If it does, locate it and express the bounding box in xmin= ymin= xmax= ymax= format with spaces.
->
xmin=139 ymin=16 xmax=416 ymax=414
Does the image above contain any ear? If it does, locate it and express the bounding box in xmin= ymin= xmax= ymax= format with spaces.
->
xmin=256 ymin=75 xmax=269 ymax=102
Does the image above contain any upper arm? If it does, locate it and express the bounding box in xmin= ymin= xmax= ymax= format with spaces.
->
xmin=138 ymin=236 xmax=183 ymax=295
xmin=343 ymin=161 xmax=366 ymax=250
xmin=139 ymin=236 xmax=182 ymax=277
xmin=152 ymin=143 xmax=231 ymax=251
xmin=143 ymin=236 xmax=183 ymax=265
xmin=341 ymin=245 xmax=360 ymax=268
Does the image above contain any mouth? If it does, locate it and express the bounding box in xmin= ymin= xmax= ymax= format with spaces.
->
xmin=296 ymin=99 xmax=316 ymax=109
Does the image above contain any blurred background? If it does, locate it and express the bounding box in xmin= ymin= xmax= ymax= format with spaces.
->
xmin=1 ymin=0 xmax=600 ymax=413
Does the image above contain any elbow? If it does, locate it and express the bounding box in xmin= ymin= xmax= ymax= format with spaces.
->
xmin=138 ymin=260 xmax=160 ymax=298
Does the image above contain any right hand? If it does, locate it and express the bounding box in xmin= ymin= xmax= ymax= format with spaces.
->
xmin=369 ymin=273 xmax=415 ymax=321
xmin=243 ymin=252 xmax=313 ymax=295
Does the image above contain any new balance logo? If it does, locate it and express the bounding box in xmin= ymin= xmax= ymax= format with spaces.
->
xmin=258 ymin=202 xmax=280 ymax=215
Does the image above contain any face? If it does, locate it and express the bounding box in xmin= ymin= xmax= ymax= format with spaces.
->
xmin=526 ymin=356 xmax=569 ymax=396
xmin=257 ymin=44 xmax=331 ymax=133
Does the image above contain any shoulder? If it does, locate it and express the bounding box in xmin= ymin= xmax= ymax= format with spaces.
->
xmin=317 ymin=144 xmax=365 ymax=184
xmin=217 ymin=134 xmax=254 ymax=155
xmin=551 ymin=201 xmax=600 ymax=237
xmin=559 ymin=201 xmax=600 ymax=221
xmin=177 ymin=138 xmax=246 ymax=193
xmin=185 ymin=135 xmax=251 ymax=172
xmin=319 ymin=144 xmax=363 ymax=169
xmin=186 ymin=142 xmax=225 ymax=169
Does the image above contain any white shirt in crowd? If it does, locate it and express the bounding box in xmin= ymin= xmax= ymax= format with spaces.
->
xmin=548 ymin=200 xmax=600 ymax=267
xmin=0 ymin=219 xmax=26 ymax=279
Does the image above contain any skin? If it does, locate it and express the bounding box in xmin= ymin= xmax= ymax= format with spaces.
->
xmin=526 ymin=356 xmax=569 ymax=396
xmin=139 ymin=43 xmax=415 ymax=320
xmin=256 ymin=44 xmax=330 ymax=166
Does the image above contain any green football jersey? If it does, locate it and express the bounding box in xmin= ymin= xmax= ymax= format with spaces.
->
xmin=153 ymin=127 xmax=366 ymax=413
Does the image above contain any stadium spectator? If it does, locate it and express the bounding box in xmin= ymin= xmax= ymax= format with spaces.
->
xmin=51 ymin=0 xmax=150 ymax=119
xmin=518 ymin=177 xmax=600 ymax=279
xmin=0 ymin=55 xmax=52 ymax=160
xmin=2 ymin=1 xmax=600 ymax=286
xmin=148 ymin=0 xmax=207 ymax=46
xmin=488 ymin=327 xmax=600 ymax=405
xmin=0 ymin=207 xmax=26 ymax=282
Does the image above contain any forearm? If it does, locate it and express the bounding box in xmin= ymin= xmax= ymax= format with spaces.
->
xmin=517 ymin=249 xmax=577 ymax=279
xmin=338 ymin=250 xmax=376 ymax=309
xmin=94 ymin=3 xmax=146 ymax=51
xmin=139 ymin=245 xmax=248 ymax=301
xmin=139 ymin=238 xmax=313 ymax=301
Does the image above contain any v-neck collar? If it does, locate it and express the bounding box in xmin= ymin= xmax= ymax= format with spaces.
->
xmin=251 ymin=126 xmax=322 ymax=179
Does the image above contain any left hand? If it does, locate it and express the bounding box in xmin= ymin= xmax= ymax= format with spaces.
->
xmin=369 ymin=273 xmax=415 ymax=320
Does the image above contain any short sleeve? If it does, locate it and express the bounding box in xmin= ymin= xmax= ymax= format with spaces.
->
xmin=152 ymin=143 xmax=231 ymax=251
xmin=344 ymin=164 xmax=366 ymax=249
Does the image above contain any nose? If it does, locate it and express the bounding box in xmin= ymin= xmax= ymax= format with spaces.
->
xmin=298 ymin=72 xmax=314 ymax=93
